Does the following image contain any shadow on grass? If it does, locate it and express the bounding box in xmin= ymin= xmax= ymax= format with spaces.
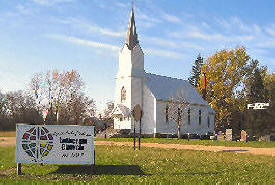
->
xmin=51 ymin=165 xmax=146 ymax=175
xmin=51 ymin=165 xmax=220 ymax=176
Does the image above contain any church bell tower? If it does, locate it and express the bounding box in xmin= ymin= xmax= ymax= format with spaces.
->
xmin=113 ymin=5 xmax=145 ymax=131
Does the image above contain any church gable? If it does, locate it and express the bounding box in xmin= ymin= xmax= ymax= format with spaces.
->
xmin=112 ymin=104 xmax=131 ymax=116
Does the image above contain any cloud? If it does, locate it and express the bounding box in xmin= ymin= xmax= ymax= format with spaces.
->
xmin=115 ymin=2 xmax=127 ymax=8
xmin=87 ymin=24 xmax=124 ymax=37
xmin=47 ymin=34 xmax=119 ymax=51
xmin=144 ymin=48 xmax=184 ymax=59
xmin=16 ymin=5 xmax=32 ymax=15
xmin=216 ymin=17 xmax=262 ymax=34
xmin=32 ymin=0 xmax=74 ymax=6
xmin=162 ymin=13 xmax=181 ymax=23
xmin=141 ymin=35 xmax=203 ymax=50
xmin=137 ymin=10 xmax=162 ymax=24
xmin=55 ymin=18 xmax=125 ymax=38
xmin=134 ymin=8 xmax=162 ymax=28
xmin=142 ymin=36 xmax=177 ymax=48
xmin=255 ymin=39 xmax=275 ymax=48
xmin=15 ymin=4 xmax=38 ymax=15
xmin=265 ymin=24 xmax=275 ymax=36
xmin=190 ymin=28 xmax=254 ymax=42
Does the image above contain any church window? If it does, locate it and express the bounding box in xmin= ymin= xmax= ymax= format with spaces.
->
xmin=199 ymin=110 xmax=201 ymax=125
xmin=165 ymin=104 xmax=169 ymax=123
xmin=207 ymin=116 xmax=210 ymax=128
xmin=120 ymin=117 xmax=123 ymax=121
xmin=188 ymin=108 xmax=190 ymax=125
xmin=121 ymin=86 xmax=126 ymax=103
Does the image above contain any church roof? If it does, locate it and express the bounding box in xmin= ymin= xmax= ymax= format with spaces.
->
xmin=125 ymin=5 xmax=138 ymax=50
xmin=111 ymin=104 xmax=131 ymax=117
xmin=145 ymin=73 xmax=210 ymax=106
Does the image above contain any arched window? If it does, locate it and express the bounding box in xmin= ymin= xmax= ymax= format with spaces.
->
xmin=121 ymin=86 xmax=126 ymax=103
xmin=199 ymin=110 xmax=201 ymax=125
xmin=188 ymin=108 xmax=190 ymax=125
xmin=165 ymin=104 xmax=169 ymax=123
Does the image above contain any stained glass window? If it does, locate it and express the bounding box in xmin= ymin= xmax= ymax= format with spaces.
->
xmin=199 ymin=110 xmax=201 ymax=125
xmin=188 ymin=108 xmax=190 ymax=125
xmin=121 ymin=86 xmax=126 ymax=103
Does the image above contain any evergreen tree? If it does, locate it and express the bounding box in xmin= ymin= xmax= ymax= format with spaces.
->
xmin=188 ymin=54 xmax=203 ymax=87
xmin=247 ymin=66 xmax=269 ymax=102
xmin=244 ymin=66 xmax=272 ymax=137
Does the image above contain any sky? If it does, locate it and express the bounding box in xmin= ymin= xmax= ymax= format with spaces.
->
xmin=0 ymin=0 xmax=275 ymax=112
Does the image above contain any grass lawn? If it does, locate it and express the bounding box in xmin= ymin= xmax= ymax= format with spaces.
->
xmin=0 ymin=131 xmax=16 ymax=137
xmin=0 ymin=146 xmax=274 ymax=184
xmin=95 ymin=138 xmax=275 ymax=148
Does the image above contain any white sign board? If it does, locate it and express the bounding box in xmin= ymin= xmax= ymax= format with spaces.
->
xmin=247 ymin=103 xmax=269 ymax=110
xmin=16 ymin=124 xmax=94 ymax=164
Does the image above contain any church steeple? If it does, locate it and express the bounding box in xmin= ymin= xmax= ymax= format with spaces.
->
xmin=125 ymin=3 xmax=138 ymax=50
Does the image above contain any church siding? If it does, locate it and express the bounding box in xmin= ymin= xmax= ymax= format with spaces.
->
xmin=131 ymin=44 xmax=144 ymax=72
xmin=130 ymin=77 xmax=143 ymax=132
xmin=113 ymin=75 xmax=132 ymax=130
xmin=155 ymin=101 xmax=177 ymax=134
xmin=141 ymin=85 xmax=155 ymax=134
xmin=155 ymin=102 xmax=212 ymax=135
xmin=118 ymin=45 xmax=132 ymax=77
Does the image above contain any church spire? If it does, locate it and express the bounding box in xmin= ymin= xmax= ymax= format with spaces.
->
xmin=125 ymin=2 xmax=138 ymax=50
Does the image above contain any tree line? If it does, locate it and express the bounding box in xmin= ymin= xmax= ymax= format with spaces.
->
xmin=188 ymin=46 xmax=274 ymax=137
xmin=0 ymin=70 xmax=96 ymax=131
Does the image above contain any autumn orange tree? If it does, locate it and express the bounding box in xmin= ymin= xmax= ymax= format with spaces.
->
xmin=197 ymin=46 xmax=257 ymax=133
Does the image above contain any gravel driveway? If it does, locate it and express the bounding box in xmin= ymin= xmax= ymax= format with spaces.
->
xmin=1 ymin=137 xmax=274 ymax=156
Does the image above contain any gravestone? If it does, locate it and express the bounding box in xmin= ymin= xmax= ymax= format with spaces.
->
xmin=225 ymin=129 xmax=232 ymax=141
xmin=259 ymin=134 xmax=271 ymax=142
xmin=217 ymin=131 xmax=224 ymax=141
xmin=240 ymin=130 xmax=247 ymax=141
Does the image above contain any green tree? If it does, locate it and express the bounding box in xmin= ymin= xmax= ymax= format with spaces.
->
xmin=188 ymin=54 xmax=203 ymax=87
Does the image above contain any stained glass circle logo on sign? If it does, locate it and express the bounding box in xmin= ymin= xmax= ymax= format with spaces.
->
xmin=21 ymin=127 xmax=53 ymax=162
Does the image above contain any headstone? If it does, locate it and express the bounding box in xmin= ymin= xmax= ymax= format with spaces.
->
xmin=217 ymin=131 xmax=224 ymax=141
xmin=240 ymin=130 xmax=247 ymax=141
xmin=259 ymin=134 xmax=271 ymax=142
xmin=210 ymin=136 xmax=216 ymax=140
xmin=225 ymin=129 xmax=232 ymax=141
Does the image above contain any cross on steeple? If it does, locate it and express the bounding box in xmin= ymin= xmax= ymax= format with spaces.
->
xmin=125 ymin=1 xmax=139 ymax=50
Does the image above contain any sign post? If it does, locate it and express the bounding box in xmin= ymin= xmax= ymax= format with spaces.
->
xmin=133 ymin=121 xmax=136 ymax=150
xmin=17 ymin=162 xmax=21 ymax=175
xmin=16 ymin=124 xmax=94 ymax=175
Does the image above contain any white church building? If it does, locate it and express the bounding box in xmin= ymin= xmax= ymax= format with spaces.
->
xmin=112 ymin=7 xmax=215 ymax=136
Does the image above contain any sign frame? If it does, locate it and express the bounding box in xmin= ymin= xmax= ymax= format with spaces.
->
xmin=16 ymin=124 xmax=94 ymax=165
